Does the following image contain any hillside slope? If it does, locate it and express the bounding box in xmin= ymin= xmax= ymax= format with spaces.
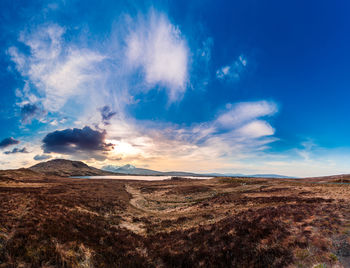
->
xmin=29 ymin=159 xmax=116 ymax=177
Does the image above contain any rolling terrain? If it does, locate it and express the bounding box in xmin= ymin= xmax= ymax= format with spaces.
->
xmin=0 ymin=167 xmax=349 ymax=267
xmin=29 ymin=159 xmax=117 ymax=177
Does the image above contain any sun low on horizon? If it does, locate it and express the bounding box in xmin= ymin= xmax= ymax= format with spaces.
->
xmin=1 ymin=0 xmax=350 ymax=177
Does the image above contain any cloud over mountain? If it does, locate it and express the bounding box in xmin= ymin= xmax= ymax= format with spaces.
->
xmin=42 ymin=126 xmax=114 ymax=160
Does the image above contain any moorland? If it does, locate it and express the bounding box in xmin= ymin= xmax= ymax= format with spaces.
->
xmin=0 ymin=167 xmax=349 ymax=267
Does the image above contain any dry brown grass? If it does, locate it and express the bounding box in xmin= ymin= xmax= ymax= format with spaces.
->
xmin=0 ymin=171 xmax=349 ymax=267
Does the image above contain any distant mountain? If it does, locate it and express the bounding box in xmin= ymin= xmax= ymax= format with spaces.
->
xmin=215 ymin=173 xmax=295 ymax=178
xmin=30 ymin=159 xmax=115 ymax=177
xmin=102 ymin=164 xmax=201 ymax=176
xmin=101 ymin=164 xmax=292 ymax=178
xmin=247 ymin=174 xmax=294 ymax=178
xmin=102 ymin=164 xmax=164 ymax=175
xmin=29 ymin=159 xmax=293 ymax=178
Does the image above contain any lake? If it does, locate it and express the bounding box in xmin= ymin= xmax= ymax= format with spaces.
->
xmin=71 ymin=175 xmax=214 ymax=181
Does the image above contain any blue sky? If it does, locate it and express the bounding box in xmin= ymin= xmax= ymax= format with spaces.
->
xmin=0 ymin=0 xmax=350 ymax=176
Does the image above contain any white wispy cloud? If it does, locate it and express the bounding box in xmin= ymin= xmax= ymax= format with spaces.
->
xmin=100 ymin=100 xmax=278 ymax=173
xmin=216 ymin=101 xmax=277 ymax=129
xmin=236 ymin=120 xmax=274 ymax=138
xmin=216 ymin=54 xmax=247 ymax=81
xmin=5 ymin=28 xmax=281 ymax=171
xmin=126 ymin=10 xmax=189 ymax=102
xmin=7 ymin=11 xmax=333 ymax=177
xmin=6 ymin=18 xmax=277 ymax=175
xmin=9 ymin=24 xmax=106 ymax=112
xmin=9 ymin=10 xmax=190 ymax=123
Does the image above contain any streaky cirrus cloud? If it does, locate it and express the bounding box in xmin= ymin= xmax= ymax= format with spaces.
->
xmin=4 ymin=147 xmax=29 ymax=155
xmin=5 ymin=8 xmax=279 ymax=173
xmin=179 ymin=101 xmax=277 ymax=150
xmin=42 ymin=126 xmax=114 ymax=160
xmin=8 ymin=10 xmax=192 ymax=128
xmin=126 ymin=10 xmax=189 ymax=102
xmin=103 ymin=100 xmax=278 ymax=172
xmin=8 ymin=24 xmax=106 ymax=112
xmin=216 ymin=101 xmax=277 ymax=130
xmin=0 ymin=137 xmax=20 ymax=149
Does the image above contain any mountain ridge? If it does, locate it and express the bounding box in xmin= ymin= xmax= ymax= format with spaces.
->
xmin=102 ymin=164 xmax=294 ymax=178
xmin=27 ymin=159 xmax=294 ymax=178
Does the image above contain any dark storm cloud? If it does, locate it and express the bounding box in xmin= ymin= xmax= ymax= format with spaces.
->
xmin=42 ymin=126 xmax=114 ymax=155
xmin=4 ymin=147 xmax=28 ymax=154
xmin=100 ymin=106 xmax=117 ymax=125
xmin=34 ymin=154 xmax=52 ymax=161
xmin=0 ymin=137 xmax=19 ymax=149
xmin=20 ymin=103 xmax=40 ymax=123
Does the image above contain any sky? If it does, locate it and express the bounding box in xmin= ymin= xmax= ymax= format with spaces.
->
xmin=0 ymin=0 xmax=350 ymax=177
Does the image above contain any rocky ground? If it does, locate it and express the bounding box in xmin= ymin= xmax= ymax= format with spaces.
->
xmin=0 ymin=170 xmax=349 ymax=267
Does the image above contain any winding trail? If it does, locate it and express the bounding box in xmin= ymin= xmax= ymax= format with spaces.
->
xmin=118 ymin=184 xmax=153 ymax=235
xmin=125 ymin=184 xmax=152 ymax=213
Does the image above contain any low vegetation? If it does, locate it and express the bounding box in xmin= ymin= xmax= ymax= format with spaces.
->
xmin=0 ymin=171 xmax=349 ymax=267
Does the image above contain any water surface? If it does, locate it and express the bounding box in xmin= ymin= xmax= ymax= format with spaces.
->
xmin=71 ymin=175 xmax=213 ymax=181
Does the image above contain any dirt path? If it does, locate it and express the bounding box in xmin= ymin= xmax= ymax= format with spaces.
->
xmin=118 ymin=185 xmax=152 ymax=235
xmin=125 ymin=184 xmax=153 ymax=213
